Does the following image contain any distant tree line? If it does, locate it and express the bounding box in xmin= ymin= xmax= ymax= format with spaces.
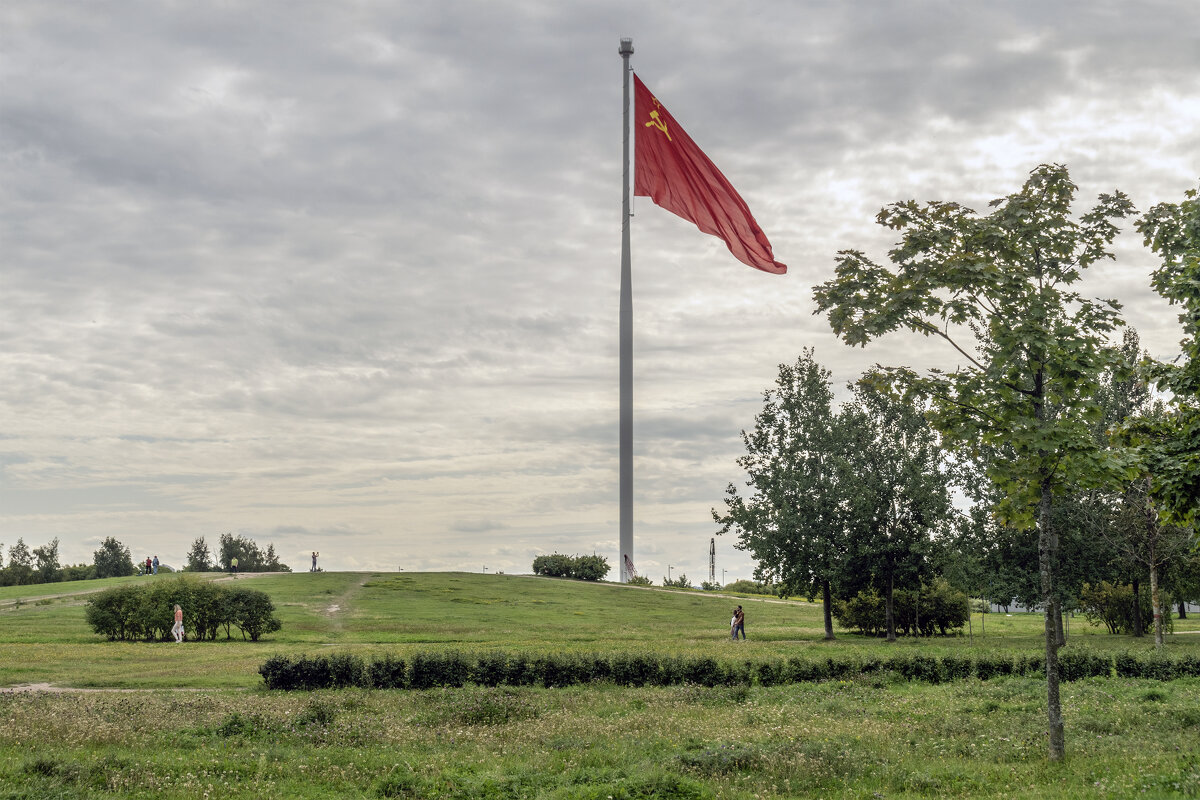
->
xmin=0 ymin=532 xmax=291 ymax=586
xmin=0 ymin=537 xmax=90 ymax=586
xmin=184 ymin=533 xmax=291 ymax=573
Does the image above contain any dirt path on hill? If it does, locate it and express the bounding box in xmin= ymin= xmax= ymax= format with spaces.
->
xmin=0 ymin=683 xmax=243 ymax=694
xmin=321 ymin=573 xmax=371 ymax=630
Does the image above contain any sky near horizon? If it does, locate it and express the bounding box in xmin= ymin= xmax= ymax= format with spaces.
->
xmin=3 ymin=2 xmax=1199 ymax=580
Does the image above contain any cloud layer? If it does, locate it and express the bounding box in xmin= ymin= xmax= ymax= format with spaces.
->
xmin=3 ymin=1 xmax=1199 ymax=579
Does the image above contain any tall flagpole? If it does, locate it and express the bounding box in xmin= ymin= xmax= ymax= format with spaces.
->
xmin=618 ymin=37 xmax=634 ymax=582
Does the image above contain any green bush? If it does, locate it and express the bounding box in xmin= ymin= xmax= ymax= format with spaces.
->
xmin=1080 ymin=581 xmax=1174 ymax=636
xmin=834 ymin=579 xmax=969 ymax=637
xmin=975 ymin=654 xmax=1016 ymax=680
xmin=409 ymin=651 xmax=470 ymax=689
xmin=85 ymin=577 xmax=281 ymax=642
xmin=531 ymin=553 xmax=573 ymax=578
xmin=258 ymin=648 xmax=1199 ymax=692
xmin=368 ymin=654 xmax=408 ymax=689
xmin=84 ymin=584 xmax=140 ymax=640
xmin=723 ymin=579 xmax=779 ymax=596
xmin=1058 ymin=649 xmax=1113 ymax=681
xmin=571 ymin=555 xmax=611 ymax=581
xmin=609 ymin=653 xmax=660 ymax=686
xmin=227 ymin=586 xmax=282 ymax=642
xmin=531 ymin=553 xmax=611 ymax=581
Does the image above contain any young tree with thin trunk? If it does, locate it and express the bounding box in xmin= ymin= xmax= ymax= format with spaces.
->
xmin=813 ymin=164 xmax=1133 ymax=761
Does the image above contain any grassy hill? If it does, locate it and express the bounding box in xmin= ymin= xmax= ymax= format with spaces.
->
xmin=1 ymin=571 xmax=1196 ymax=689
xmin=1 ymin=572 xmax=1199 ymax=798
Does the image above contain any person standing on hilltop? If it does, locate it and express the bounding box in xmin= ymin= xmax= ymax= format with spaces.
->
xmin=311 ymin=551 xmax=319 ymax=572
xmin=152 ymin=555 xmax=159 ymax=575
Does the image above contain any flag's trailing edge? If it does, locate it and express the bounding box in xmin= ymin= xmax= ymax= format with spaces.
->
xmin=633 ymin=74 xmax=786 ymax=274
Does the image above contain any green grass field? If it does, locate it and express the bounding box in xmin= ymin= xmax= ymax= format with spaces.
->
xmin=2 ymin=572 xmax=1198 ymax=798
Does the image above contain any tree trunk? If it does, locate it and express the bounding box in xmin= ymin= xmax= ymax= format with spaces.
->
xmin=1148 ymin=494 xmax=1164 ymax=650
xmin=822 ymin=579 xmax=835 ymax=640
xmin=1132 ymin=577 xmax=1143 ymax=637
xmin=1038 ymin=479 xmax=1065 ymax=761
xmin=1179 ymin=601 xmax=1188 ymax=621
xmin=915 ymin=588 xmax=921 ymax=638
xmin=1054 ymin=598 xmax=1065 ymax=647
xmin=1151 ymin=563 xmax=1163 ymax=650
xmin=885 ymin=572 xmax=896 ymax=642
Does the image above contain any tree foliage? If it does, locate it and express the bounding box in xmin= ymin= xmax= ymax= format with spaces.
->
xmin=85 ymin=577 xmax=282 ymax=642
xmin=813 ymin=164 xmax=1134 ymax=761
xmin=217 ymin=532 xmax=291 ymax=572
xmin=531 ymin=553 xmax=611 ymax=581
xmin=185 ymin=536 xmax=213 ymax=572
xmin=93 ymin=536 xmax=136 ymax=579
xmin=714 ymin=350 xmax=857 ymax=639
xmin=1133 ymin=182 xmax=1200 ymax=532
xmin=839 ymin=384 xmax=954 ymax=641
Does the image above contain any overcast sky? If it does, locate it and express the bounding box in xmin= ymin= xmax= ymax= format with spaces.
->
xmin=3 ymin=2 xmax=1199 ymax=580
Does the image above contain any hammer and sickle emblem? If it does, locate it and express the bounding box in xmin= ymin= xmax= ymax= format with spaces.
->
xmin=644 ymin=98 xmax=672 ymax=141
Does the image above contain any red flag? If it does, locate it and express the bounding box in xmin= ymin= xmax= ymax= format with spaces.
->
xmin=634 ymin=74 xmax=786 ymax=274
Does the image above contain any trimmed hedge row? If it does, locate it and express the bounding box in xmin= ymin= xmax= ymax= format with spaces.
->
xmin=260 ymin=649 xmax=1200 ymax=691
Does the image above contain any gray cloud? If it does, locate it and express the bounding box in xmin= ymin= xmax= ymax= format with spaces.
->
xmin=3 ymin=0 xmax=1198 ymax=578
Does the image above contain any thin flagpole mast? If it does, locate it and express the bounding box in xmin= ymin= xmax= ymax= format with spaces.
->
xmin=618 ymin=37 xmax=634 ymax=583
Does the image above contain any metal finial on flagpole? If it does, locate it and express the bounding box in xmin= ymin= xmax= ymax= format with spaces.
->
xmin=619 ymin=37 xmax=634 ymax=582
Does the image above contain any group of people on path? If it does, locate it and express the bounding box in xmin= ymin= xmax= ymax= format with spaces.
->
xmin=142 ymin=555 xmax=159 ymax=575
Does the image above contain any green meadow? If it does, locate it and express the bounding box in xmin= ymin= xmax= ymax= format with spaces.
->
xmin=2 ymin=572 xmax=1199 ymax=798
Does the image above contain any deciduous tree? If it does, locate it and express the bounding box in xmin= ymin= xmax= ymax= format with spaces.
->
xmin=185 ymin=536 xmax=213 ymax=572
xmin=813 ymin=164 xmax=1133 ymax=760
xmin=840 ymin=384 xmax=954 ymax=641
xmin=1135 ymin=183 xmax=1200 ymax=531
xmin=93 ymin=536 xmax=135 ymax=579
xmin=714 ymin=350 xmax=858 ymax=639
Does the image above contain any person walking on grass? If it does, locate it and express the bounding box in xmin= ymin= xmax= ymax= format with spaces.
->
xmin=171 ymin=604 xmax=184 ymax=643
xmin=733 ymin=605 xmax=745 ymax=641
xmin=231 ymin=556 xmax=238 ymax=575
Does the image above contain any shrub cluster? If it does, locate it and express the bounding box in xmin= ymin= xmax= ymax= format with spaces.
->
xmin=530 ymin=553 xmax=610 ymax=581
xmin=1079 ymin=581 xmax=1174 ymax=635
xmin=260 ymin=648 xmax=1200 ymax=691
xmin=85 ymin=577 xmax=282 ymax=642
xmin=833 ymin=579 xmax=970 ymax=636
